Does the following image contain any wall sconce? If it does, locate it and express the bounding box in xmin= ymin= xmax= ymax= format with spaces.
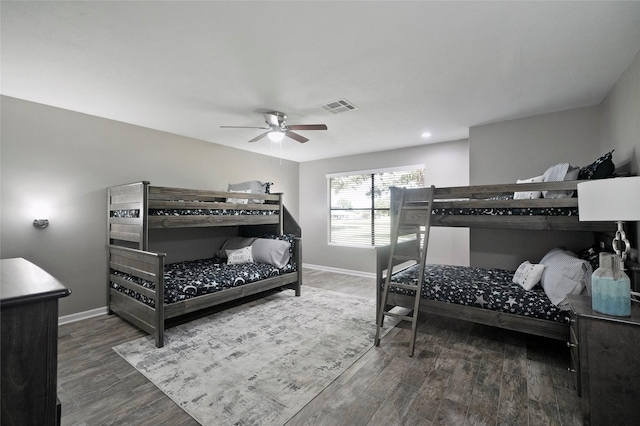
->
xmin=33 ymin=219 xmax=49 ymax=229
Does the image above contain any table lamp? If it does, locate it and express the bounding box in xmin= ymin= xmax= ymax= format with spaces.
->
xmin=578 ymin=176 xmax=640 ymax=316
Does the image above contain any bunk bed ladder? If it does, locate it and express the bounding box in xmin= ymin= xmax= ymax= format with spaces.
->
xmin=374 ymin=185 xmax=435 ymax=356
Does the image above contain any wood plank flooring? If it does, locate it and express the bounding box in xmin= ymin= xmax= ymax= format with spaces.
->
xmin=57 ymin=268 xmax=581 ymax=425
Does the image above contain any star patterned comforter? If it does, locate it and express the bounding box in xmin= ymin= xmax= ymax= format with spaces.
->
xmin=112 ymin=208 xmax=278 ymax=218
xmin=431 ymin=194 xmax=577 ymax=217
xmin=111 ymin=258 xmax=297 ymax=308
xmin=431 ymin=206 xmax=577 ymax=217
xmin=387 ymin=264 xmax=570 ymax=323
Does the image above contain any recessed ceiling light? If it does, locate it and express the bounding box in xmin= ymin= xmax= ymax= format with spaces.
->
xmin=421 ymin=132 xmax=432 ymax=138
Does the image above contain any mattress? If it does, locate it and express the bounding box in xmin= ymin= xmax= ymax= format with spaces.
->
xmin=111 ymin=257 xmax=297 ymax=307
xmin=111 ymin=208 xmax=278 ymax=218
xmin=387 ymin=263 xmax=571 ymax=323
xmin=431 ymin=206 xmax=577 ymax=217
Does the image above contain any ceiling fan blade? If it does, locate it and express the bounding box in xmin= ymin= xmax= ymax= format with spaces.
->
xmin=248 ymin=132 xmax=269 ymax=143
xmin=286 ymin=131 xmax=309 ymax=143
xmin=287 ymin=124 xmax=327 ymax=131
xmin=221 ymin=125 xmax=269 ymax=129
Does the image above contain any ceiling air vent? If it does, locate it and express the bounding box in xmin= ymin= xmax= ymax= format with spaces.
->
xmin=319 ymin=99 xmax=358 ymax=114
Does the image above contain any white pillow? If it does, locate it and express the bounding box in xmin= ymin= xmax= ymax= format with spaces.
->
xmin=540 ymin=248 xmax=592 ymax=310
xmin=513 ymin=175 xmax=544 ymax=200
xmin=542 ymin=163 xmax=579 ymax=199
xmin=226 ymin=246 xmax=254 ymax=265
xmin=512 ymin=261 xmax=545 ymax=290
xmin=226 ymin=189 xmax=251 ymax=204
xmin=251 ymin=238 xmax=291 ymax=268
xmin=228 ymin=181 xmax=269 ymax=204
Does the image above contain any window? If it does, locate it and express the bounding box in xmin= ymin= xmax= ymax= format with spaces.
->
xmin=328 ymin=166 xmax=425 ymax=246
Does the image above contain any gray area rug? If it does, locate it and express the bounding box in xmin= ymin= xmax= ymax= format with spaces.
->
xmin=113 ymin=286 xmax=395 ymax=426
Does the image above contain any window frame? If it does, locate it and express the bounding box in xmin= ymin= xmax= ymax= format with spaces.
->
xmin=327 ymin=165 xmax=425 ymax=247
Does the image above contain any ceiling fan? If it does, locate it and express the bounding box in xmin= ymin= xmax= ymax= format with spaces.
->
xmin=221 ymin=111 xmax=327 ymax=143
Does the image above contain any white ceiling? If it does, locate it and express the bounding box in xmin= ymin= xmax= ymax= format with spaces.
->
xmin=2 ymin=1 xmax=640 ymax=162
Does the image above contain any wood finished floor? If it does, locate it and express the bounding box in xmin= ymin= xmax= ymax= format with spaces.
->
xmin=57 ymin=268 xmax=582 ymax=425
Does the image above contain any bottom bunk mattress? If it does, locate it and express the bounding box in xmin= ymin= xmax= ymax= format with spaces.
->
xmin=111 ymin=258 xmax=297 ymax=307
xmin=387 ymin=264 xmax=571 ymax=324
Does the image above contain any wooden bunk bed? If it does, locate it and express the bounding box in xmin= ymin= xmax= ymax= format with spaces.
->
xmin=376 ymin=180 xmax=623 ymax=354
xmin=107 ymin=181 xmax=302 ymax=347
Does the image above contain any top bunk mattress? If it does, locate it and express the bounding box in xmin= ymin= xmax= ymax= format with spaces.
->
xmin=387 ymin=263 xmax=571 ymax=324
xmin=431 ymin=205 xmax=577 ymax=217
xmin=112 ymin=208 xmax=278 ymax=217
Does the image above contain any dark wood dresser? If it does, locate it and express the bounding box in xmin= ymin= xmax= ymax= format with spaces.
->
xmin=1 ymin=258 xmax=71 ymax=426
xmin=568 ymin=294 xmax=640 ymax=426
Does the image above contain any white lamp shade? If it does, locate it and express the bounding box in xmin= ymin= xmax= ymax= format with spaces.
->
xmin=267 ymin=130 xmax=285 ymax=142
xmin=578 ymin=176 xmax=640 ymax=221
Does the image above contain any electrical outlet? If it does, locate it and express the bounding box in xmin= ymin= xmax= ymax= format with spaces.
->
xmin=630 ymin=248 xmax=638 ymax=262
xmin=600 ymin=241 xmax=605 ymax=250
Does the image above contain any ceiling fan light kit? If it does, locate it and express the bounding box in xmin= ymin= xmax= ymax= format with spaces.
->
xmin=267 ymin=130 xmax=285 ymax=143
xmin=221 ymin=111 xmax=327 ymax=144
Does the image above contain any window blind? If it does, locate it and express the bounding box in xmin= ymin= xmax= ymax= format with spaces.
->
xmin=329 ymin=167 xmax=424 ymax=246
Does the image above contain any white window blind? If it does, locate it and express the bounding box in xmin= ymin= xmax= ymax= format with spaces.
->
xmin=328 ymin=166 xmax=425 ymax=246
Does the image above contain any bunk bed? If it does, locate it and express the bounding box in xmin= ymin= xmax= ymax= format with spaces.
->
xmin=107 ymin=181 xmax=302 ymax=347
xmin=376 ymin=180 xmax=620 ymax=348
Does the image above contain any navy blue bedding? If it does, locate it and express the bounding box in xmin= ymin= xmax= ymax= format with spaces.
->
xmin=387 ymin=264 xmax=571 ymax=324
xmin=431 ymin=206 xmax=577 ymax=217
xmin=111 ymin=258 xmax=296 ymax=307
xmin=110 ymin=234 xmax=297 ymax=307
xmin=111 ymin=208 xmax=278 ymax=218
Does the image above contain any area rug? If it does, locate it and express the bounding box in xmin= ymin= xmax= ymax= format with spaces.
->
xmin=113 ymin=286 xmax=396 ymax=426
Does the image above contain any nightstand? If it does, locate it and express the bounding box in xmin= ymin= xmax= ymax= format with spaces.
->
xmin=568 ymin=294 xmax=640 ymax=426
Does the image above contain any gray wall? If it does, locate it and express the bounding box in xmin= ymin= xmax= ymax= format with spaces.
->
xmin=468 ymin=106 xmax=602 ymax=269
xmin=468 ymin=48 xmax=640 ymax=269
xmin=0 ymin=96 xmax=299 ymax=316
xmin=299 ymin=140 xmax=470 ymax=275
xmin=600 ymin=50 xmax=640 ymax=255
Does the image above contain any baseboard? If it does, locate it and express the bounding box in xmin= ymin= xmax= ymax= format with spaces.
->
xmin=303 ymin=263 xmax=376 ymax=279
xmin=59 ymin=307 xmax=108 ymax=325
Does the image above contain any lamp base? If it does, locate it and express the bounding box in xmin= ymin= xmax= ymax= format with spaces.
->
xmin=592 ymin=253 xmax=631 ymax=317
xmin=613 ymin=220 xmax=630 ymax=266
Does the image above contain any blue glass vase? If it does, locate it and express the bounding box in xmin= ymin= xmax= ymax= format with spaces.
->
xmin=591 ymin=252 xmax=631 ymax=317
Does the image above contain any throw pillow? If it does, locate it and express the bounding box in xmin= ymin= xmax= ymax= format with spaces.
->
xmin=226 ymin=189 xmax=251 ymax=204
xmin=512 ymin=261 xmax=546 ymax=290
xmin=228 ymin=181 xmax=270 ymax=204
xmin=215 ymin=236 xmax=256 ymax=259
xmin=578 ymin=150 xmax=615 ymax=180
xmin=540 ymin=248 xmax=592 ymax=310
xmin=513 ymin=175 xmax=544 ymax=200
xmin=251 ymin=238 xmax=291 ymax=268
xmin=542 ymin=163 xmax=578 ymax=199
xmin=226 ymin=246 xmax=254 ymax=265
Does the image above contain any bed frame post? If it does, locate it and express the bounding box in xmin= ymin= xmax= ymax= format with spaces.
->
xmin=107 ymin=181 xmax=150 ymax=314
xmin=283 ymin=205 xmax=303 ymax=296
xmin=154 ymin=253 xmax=165 ymax=348
xmin=277 ymin=193 xmax=284 ymax=235
xmin=141 ymin=181 xmax=149 ymax=250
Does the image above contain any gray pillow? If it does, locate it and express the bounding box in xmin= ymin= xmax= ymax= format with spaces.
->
xmin=251 ymin=238 xmax=291 ymax=268
xmin=227 ymin=181 xmax=269 ymax=204
xmin=540 ymin=248 xmax=592 ymax=310
xmin=215 ymin=237 xmax=256 ymax=259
